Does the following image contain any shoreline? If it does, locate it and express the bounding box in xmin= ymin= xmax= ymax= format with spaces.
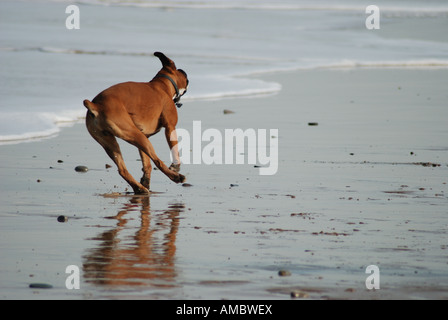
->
xmin=2 ymin=0 xmax=448 ymax=146
xmin=1 ymin=67 xmax=447 ymax=300
xmin=2 ymin=60 xmax=448 ymax=147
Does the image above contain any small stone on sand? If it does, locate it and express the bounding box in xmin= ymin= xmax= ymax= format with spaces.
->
xmin=57 ymin=215 xmax=68 ymax=223
xmin=278 ymin=270 xmax=291 ymax=276
xmin=74 ymin=165 xmax=89 ymax=172
xmin=290 ymin=290 xmax=309 ymax=298
xmin=29 ymin=283 xmax=53 ymax=289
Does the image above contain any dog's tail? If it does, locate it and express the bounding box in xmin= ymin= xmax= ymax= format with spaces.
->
xmin=83 ymin=99 xmax=99 ymax=117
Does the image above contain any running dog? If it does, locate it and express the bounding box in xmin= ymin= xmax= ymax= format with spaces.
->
xmin=84 ymin=52 xmax=188 ymax=194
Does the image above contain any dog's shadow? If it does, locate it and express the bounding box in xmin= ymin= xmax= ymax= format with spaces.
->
xmin=82 ymin=194 xmax=184 ymax=288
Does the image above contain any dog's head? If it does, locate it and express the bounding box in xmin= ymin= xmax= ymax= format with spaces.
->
xmin=154 ymin=52 xmax=189 ymax=105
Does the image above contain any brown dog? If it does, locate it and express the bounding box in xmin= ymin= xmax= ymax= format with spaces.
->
xmin=83 ymin=52 xmax=188 ymax=194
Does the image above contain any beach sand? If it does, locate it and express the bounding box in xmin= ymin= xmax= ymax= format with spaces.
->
xmin=0 ymin=68 xmax=447 ymax=300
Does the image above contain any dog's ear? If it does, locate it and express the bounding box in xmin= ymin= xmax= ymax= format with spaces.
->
xmin=154 ymin=52 xmax=176 ymax=70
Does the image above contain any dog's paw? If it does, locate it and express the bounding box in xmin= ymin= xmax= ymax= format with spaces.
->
xmin=169 ymin=163 xmax=181 ymax=173
xmin=133 ymin=185 xmax=150 ymax=194
xmin=174 ymin=173 xmax=186 ymax=184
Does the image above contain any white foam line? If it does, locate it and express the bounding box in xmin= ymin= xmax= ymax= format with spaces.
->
xmin=0 ymin=110 xmax=86 ymax=145
xmin=0 ymin=129 xmax=61 ymax=145
xmin=184 ymin=85 xmax=282 ymax=101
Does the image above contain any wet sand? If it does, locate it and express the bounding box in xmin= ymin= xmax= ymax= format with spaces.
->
xmin=0 ymin=68 xmax=447 ymax=300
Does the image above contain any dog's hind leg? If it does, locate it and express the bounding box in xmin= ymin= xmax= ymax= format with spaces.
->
xmin=101 ymin=136 xmax=149 ymax=194
xmin=100 ymin=136 xmax=148 ymax=194
xmin=86 ymin=117 xmax=149 ymax=194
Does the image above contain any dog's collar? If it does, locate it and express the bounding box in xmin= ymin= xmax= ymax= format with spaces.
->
xmin=155 ymin=74 xmax=183 ymax=108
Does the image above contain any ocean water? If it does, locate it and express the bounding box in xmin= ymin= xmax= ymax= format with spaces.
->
xmin=0 ymin=0 xmax=447 ymax=144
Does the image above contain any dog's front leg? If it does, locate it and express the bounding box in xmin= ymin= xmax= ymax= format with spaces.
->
xmin=139 ymin=149 xmax=153 ymax=189
xmin=166 ymin=127 xmax=181 ymax=173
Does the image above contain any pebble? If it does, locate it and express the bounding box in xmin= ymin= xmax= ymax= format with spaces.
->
xmin=308 ymin=122 xmax=318 ymax=126
xmin=57 ymin=215 xmax=68 ymax=223
xmin=74 ymin=165 xmax=89 ymax=172
xmin=182 ymin=183 xmax=193 ymax=187
xmin=29 ymin=283 xmax=53 ymax=289
xmin=290 ymin=290 xmax=309 ymax=298
xmin=278 ymin=270 xmax=291 ymax=277
xmin=230 ymin=184 xmax=239 ymax=187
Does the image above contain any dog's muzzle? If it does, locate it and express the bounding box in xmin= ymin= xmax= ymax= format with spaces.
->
xmin=173 ymin=88 xmax=187 ymax=108
xmin=157 ymin=74 xmax=188 ymax=108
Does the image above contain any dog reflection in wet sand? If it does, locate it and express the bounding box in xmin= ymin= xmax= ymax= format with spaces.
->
xmin=83 ymin=195 xmax=183 ymax=287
